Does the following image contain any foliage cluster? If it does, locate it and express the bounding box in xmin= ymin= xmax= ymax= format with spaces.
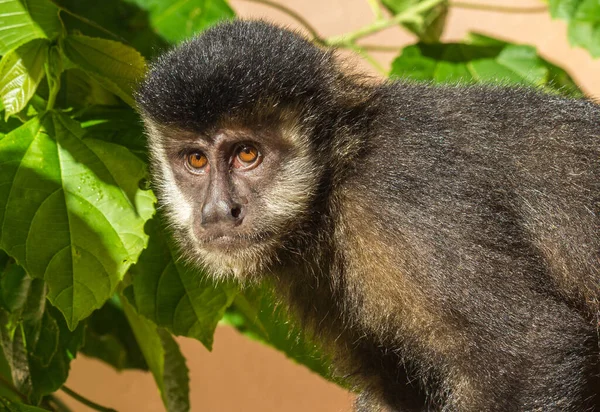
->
xmin=0 ymin=0 xmax=597 ymax=410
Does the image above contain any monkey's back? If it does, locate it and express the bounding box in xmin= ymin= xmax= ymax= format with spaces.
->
xmin=334 ymin=83 xmax=600 ymax=409
xmin=363 ymin=83 xmax=598 ymax=313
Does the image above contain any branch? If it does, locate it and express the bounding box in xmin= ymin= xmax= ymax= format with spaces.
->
xmin=359 ymin=43 xmax=404 ymax=52
xmin=326 ymin=0 xmax=446 ymax=46
xmin=61 ymin=386 xmax=118 ymax=412
xmin=232 ymin=0 xmax=396 ymax=75
xmin=450 ymin=1 xmax=547 ymax=13
xmin=235 ymin=0 xmax=325 ymax=44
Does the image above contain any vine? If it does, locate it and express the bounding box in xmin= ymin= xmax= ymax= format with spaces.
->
xmin=236 ymin=0 xmax=548 ymax=75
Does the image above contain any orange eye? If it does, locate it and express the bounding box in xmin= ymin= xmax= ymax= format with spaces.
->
xmin=236 ymin=144 xmax=259 ymax=164
xmin=187 ymin=152 xmax=208 ymax=170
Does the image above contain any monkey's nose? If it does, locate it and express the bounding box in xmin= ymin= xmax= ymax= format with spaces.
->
xmin=201 ymin=199 xmax=245 ymax=227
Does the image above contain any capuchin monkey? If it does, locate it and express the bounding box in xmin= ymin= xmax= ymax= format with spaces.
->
xmin=136 ymin=20 xmax=600 ymax=411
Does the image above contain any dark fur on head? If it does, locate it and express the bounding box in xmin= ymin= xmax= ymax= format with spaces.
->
xmin=138 ymin=21 xmax=341 ymax=128
xmin=137 ymin=20 xmax=600 ymax=411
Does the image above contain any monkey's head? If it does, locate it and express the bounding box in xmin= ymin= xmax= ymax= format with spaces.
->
xmin=136 ymin=21 xmax=347 ymax=280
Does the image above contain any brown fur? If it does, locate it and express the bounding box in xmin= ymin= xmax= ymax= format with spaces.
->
xmin=137 ymin=21 xmax=600 ymax=411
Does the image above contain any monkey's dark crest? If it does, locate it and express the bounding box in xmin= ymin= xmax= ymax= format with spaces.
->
xmin=137 ymin=20 xmax=600 ymax=412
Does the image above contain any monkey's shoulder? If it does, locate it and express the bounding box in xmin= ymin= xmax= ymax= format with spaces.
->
xmin=338 ymin=81 xmax=599 ymax=234
xmin=373 ymin=81 xmax=599 ymax=131
xmin=361 ymin=82 xmax=599 ymax=173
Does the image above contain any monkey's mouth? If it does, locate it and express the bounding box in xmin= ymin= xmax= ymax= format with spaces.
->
xmin=205 ymin=235 xmax=252 ymax=250
xmin=197 ymin=231 xmax=273 ymax=252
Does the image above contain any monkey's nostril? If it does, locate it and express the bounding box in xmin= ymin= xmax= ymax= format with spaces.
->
xmin=231 ymin=207 xmax=241 ymax=219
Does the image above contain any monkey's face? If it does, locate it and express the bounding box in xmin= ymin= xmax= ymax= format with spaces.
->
xmin=146 ymin=121 xmax=319 ymax=280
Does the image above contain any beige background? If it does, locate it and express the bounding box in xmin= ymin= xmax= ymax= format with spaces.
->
xmin=59 ymin=1 xmax=600 ymax=411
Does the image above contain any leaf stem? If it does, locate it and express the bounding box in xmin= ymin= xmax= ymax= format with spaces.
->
xmin=326 ymin=0 xmax=446 ymax=46
xmin=235 ymin=0 xmax=325 ymax=44
xmin=47 ymin=395 xmax=74 ymax=412
xmin=450 ymin=1 xmax=547 ymax=13
xmin=60 ymin=386 xmax=118 ymax=412
xmin=45 ymin=65 xmax=60 ymax=111
xmin=366 ymin=0 xmax=385 ymax=20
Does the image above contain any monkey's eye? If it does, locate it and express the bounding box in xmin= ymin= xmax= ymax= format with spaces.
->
xmin=186 ymin=151 xmax=208 ymax=171
xmin=233 ymin=144 xmax=261 ymax=169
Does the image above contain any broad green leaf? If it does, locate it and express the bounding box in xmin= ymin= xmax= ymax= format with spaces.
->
xmin=390 ymin=37 xmax=583 ymax=97
xmin=81 ymin=296 xmax=148 ymax=371
xmin=62 ymin=34 xmax=146 ymax=106
xmin=223 ymin=283 xmax=338 ymax=385
xmin=549 ymin=0 xmax=581 ymax=19
xmin=0 ymin=116 xmax=25 ymax=139
xmin=0 ymin=39 xmax=49 ymax=120
xmin=0 ymin=113 xmax=156 ymax=329
xmin=0 ymin=398 xmax=48 ymax=412
xmin=122 ymin=296 xmax=190 ymax=412
xmin=125 ymin=0 xmax=235 ymax=43
xmin=129 ymin=217 xmax=237 ymax=350
xmin=548 ymin=0 xmax=600 ymax=57
xmin=381 ymin=0 xmax=448 ymax=43
xmin=60 ymin=69 xmax=120 ymax=108
xmin=159 ymin=329 xmax=189 ymax=412
xmin=0 ymin=0 xmax=61 ymax=55
xmin=76 ymin=107 xmax=147 ymax=161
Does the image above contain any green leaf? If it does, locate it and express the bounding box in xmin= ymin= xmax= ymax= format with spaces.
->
xmin=27 ymin=305 xmax=85 ymax=400
xmin=0 ymin=0 xmax=61 ymax=55
xmin=223 ymin=283 xmax=339 ymax=385
xmin=50 ymin=0 xmax=168 ymax=59
xmin=0 ymin=251 xmax=29 ymax=313
xmin=129 ymin=216 xmax=236 ymax=350
xmin=76 ymin=107 xmax=148 ymax=161
xmin=0 ymin=113 xmax=156 ymax=329
xmin=0 ymin=273 xmax=83 ymax=404
xmin=125 ymin=0 xmax=235 ymax=43
xmin=381 ymin=0 xmax=448 ymax=43
xmin=62 ymin=34 xmax=146 ymax=106
xmin=548 ymin=0 xmax=600 ymax=57
xmin=0 ymin=397 xmax=48 ymax=412
xmin=0 ymin=39 xmax=49 ymax=120
xmin=60 ymin=69 xmax=120 ymax=108
xmin=81 ymin=296 xmax=148 ymax=371
xmin=0 ymin=114 xmax=21 ymax=137
xmin=158 ymin=329 xmax=189 ymax=412
xmin=122 ymin=296 xmax=190 ymax=412
xmin=390 ymin=37 xmax=583 ymax=97
xmin=549 ymin=0 xmax=581 ymax=19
